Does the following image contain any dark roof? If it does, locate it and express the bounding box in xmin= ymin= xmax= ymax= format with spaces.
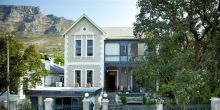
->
xmin=50 ymin=65 xmax=64 ymax=74
xmin=42 ymin=63 xmax=64 ymax=74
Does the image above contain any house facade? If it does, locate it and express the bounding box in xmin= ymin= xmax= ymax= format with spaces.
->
xmin=63 ymin=14 xmax=145 ymax=92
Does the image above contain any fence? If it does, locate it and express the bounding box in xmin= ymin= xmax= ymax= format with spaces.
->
xmin=164 ymin=104 xmax=211 ymax=110
xmin=109 ymin=105 xmax=157 ymax=110
xmin=17 ymin=104 xmax=44 ymax=110
xmin=52 ymin=104 xmax=82 ymax=110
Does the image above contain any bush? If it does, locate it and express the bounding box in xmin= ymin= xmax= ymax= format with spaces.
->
xmin=120 ymin=96 xmax=127 ymax=105
xmin=145 ymin=98 xmax=156 ymax=105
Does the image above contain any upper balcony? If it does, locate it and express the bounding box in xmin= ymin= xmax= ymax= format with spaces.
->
xmin=104 ymin=40 xmax=146 ymax=63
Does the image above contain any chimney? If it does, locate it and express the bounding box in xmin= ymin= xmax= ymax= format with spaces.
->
xmin=45 ymin=60 xmax=50 ymax=70
xmin=49 ymin=57 xmax=54 ymax=66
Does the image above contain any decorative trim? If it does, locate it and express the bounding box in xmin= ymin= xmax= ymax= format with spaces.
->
xmin=68 ymin=62 xmax=100 ymax=65
xmin=63 ymin=14 xmax=106 ymax=35
xmin=64 ymin=35 xmax=68 ymax=87
xmin=99 ymin=36 xmax=105 ymax=88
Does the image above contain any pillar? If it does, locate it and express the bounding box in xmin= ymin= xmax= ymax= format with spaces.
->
xmin=102 ymin=93 xmax=109 ymax=110
xmin=157 ymin=103 xmax=163 ymax=110
xmin=3 ymin=100 xmax=7 ymax=108
xmin=102 ymin=99 xmax=109 ymax=110
xmin=118 ymin=66 xmax=121 ymax=88
xmin=44 ymin=98 xmax=53 ymax=110
xmin=126 ymin=65 xmax=128 ymax=89
xmin=83 ymin=93 xmax=90 ymax=110
xmin=38 ymin=96 xmax=43 ymax=110
xmin=211 ymin=97 xmax=220 ymax=110
xmin=9 ymin=100 xmax=17 ymax=110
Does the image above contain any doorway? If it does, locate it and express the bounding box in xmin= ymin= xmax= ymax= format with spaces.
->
xmin=105 ymin=70 xmax=118 ymax=92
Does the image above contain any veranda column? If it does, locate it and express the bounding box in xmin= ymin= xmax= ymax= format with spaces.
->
xmin=210 ymin=97 xmax=220 ymax=110
xmin=118 ymin=66 xmax=121 ymax=90
xmin=126 ymin=65 xmax=129 ymax=91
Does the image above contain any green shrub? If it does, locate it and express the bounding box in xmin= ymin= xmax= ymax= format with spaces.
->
xmin=145 ymin=98 xmax=156 ymax=105
xmin=120 ymin=96 xmax=127 ymax=105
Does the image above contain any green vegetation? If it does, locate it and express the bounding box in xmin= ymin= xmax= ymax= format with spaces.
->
xmin=120 ymin=96 xmax=127 ymax=105
xmin=54 ymin=55 xmax=64 ymax=66
xmin=16 ymin=35 xmax=64 ymax=56
xmin=0 ymin=37 xmax=48 ymax=93
xmin=133 ymin=0 xmax=220 ymax=104
xmin=144 ymin=98 xmax=156 ymax=105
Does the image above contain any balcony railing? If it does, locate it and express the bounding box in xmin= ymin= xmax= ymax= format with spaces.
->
xmin=105 ymin=55 xmax=144 ymax=62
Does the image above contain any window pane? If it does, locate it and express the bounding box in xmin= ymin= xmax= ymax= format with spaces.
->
xmin=120 ymin=44 xmax=127 ymax=56
xmin=138 ymin=43 xmax=145 ymax=55
xmin=75 ymin=40 xmax=81 ymax=56
xmin=105 ymin=43 xmax=120 ymax=55
xmin=87 ymin=40 xmax=93 ymax=56
xmin=87 ymin=70 xmax=93 ymax=86
xmin=128 ymin=43 xmax=138 ymax=56
xmin=75 ymin=70 xmax=81 ymax=86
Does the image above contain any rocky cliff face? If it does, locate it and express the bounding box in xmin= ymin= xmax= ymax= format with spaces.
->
xmin=0 ymin=5 xmax=73 ymax=35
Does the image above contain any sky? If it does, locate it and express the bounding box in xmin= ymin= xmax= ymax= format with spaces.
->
xmin=1 ymin=0 xmax=139 ymax=27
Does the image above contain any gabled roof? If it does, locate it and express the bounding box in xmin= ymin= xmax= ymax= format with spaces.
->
xmin=63 ymin=14 xmax=105 ymax=36
xmin=101 ymin=27 xmax=135 ymax=39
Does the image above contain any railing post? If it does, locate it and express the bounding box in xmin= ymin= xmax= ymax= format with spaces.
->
xmin=102 ymin=93 xmax=109 ymax=110
xmin=157 ymin=103 xmax=163 ymax=110
xmin=83 ymin=93 xmax=90 ymax=110
xmin=44 ymin=98 xmax=53 ymax=110
xmin=210 ymin=97 xmax=220 ymax=110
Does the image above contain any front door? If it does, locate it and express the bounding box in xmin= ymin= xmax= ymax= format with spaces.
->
xmin=106 ymin=70 xmax=117 ymax=92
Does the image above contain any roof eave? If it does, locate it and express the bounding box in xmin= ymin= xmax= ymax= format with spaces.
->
xmin=62 ymin=14 xmax=106 ymax=36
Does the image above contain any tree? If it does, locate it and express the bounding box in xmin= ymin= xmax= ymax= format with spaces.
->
xmin=133 ymin=0 xmax=220 ymax=104
xmin=54 ymin=55 xmax=64 ymax=66
xmin=0 ymin=38 xmax=26 ymax=94
xmin=23 ymin=45 xmax=48 ymax=88
xmin=0 ymin=38 xmax=48 ymax=94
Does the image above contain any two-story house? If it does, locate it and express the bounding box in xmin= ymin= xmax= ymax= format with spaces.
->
xmin=24 ymin=14 xmax=145 ymax=108
xmin=63 ymin=14 xmax=145 ymax=92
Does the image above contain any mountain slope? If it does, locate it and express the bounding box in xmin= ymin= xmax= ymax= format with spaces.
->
xmin=0 ymin=5 xmax=73 ymax=35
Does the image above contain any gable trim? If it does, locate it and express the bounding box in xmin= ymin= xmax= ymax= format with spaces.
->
xmin=63 ymin=14 xmax=106 ymax=36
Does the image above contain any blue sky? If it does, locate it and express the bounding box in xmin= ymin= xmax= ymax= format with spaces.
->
xmin=1 ymin=0 xmax=139 ymax=27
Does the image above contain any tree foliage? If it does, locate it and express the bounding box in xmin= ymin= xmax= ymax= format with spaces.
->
xmin=133 ymin=0 xmax=220 ymax=104
xmin=23 ymin=45 xmax=48 ymax=88
xmin=54 ymin=55 xmax=64 ymax=66
xmin=0 ymin=38 xmax=48 ymax=94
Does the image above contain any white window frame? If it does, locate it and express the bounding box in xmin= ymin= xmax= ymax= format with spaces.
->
xmin=74 ymin=36 xmax=82 ymax=57
xmin=73 ymin=69 xmax=82 ymax=87
xmin=85 ymin=69 xmax=94 ymax=87
xmin=86 ymin=35 xmax=94 ymax=57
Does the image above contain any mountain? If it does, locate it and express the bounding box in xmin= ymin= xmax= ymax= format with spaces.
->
xmin=0 ymin=5 xmax=73 ymax=36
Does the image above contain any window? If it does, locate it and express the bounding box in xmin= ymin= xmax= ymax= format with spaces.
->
xmin=75 ymin=40 xmax=81 ymax=56
xmin=75 ymin=70 xmax=81 ymax=86
xmin=120 ymin=44 xmax=127 ymax=56
xmin=87 ymin=70 xmax=93 ymax=86
xmin=87 ymin=40 xmax=93 ymax=56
